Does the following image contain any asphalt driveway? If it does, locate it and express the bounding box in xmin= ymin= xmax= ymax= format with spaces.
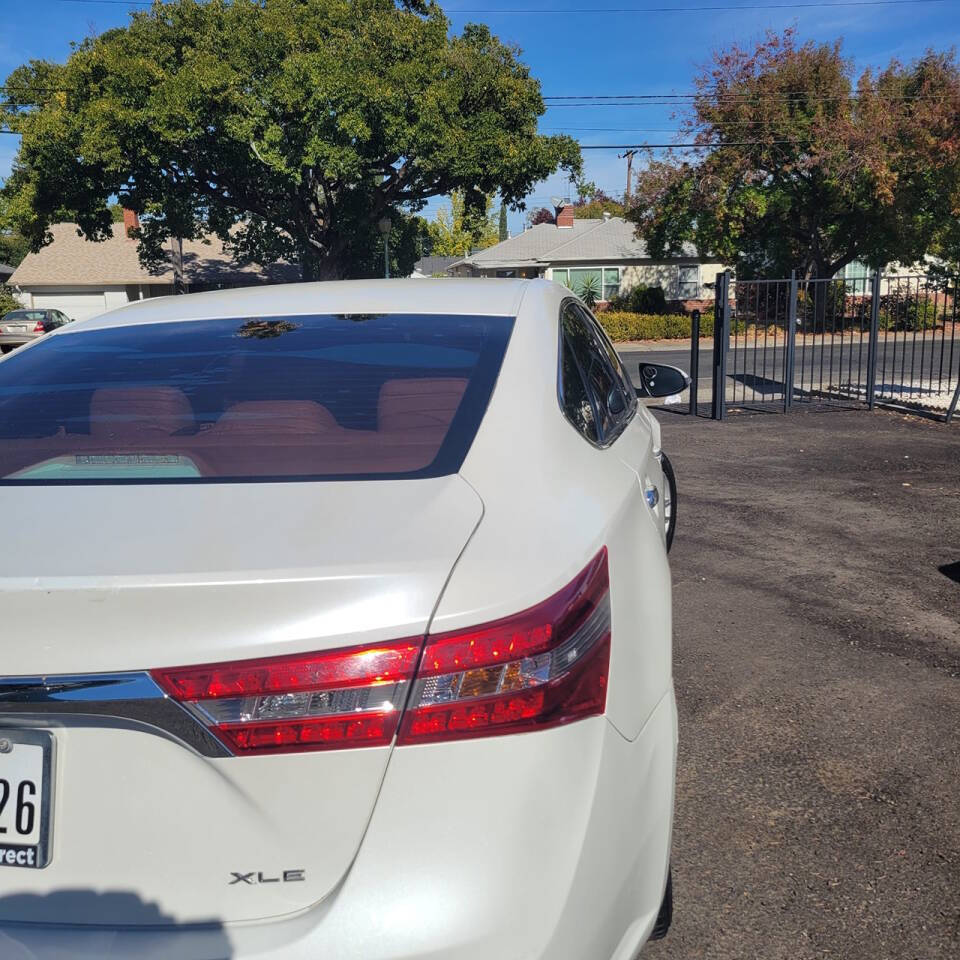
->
xmin=644 ymin=407 xmax=960 ymax=959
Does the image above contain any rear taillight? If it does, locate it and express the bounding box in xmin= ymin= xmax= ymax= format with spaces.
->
xmin=151 ymin=640 xmax=421 ymax=755
xmin=33 ymin=321 xmax=45 ymax=333
xmin=398 ymin=547 xmax=610 ymax=744
xmin=152 ymin=549 xmax=610 ymax=755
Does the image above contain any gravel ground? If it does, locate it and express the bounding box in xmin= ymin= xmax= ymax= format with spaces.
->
xmin=644 ymin=406 xmax=960 ymax=960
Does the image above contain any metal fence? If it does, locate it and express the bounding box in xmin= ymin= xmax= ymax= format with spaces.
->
xmin=710 ymin=271 xmax=960 ymax=422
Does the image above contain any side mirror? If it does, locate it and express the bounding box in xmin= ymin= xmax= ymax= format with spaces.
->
xmin=637 ymin=363 xmax=692 ymax=398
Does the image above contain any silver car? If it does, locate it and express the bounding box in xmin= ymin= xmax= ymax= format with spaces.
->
xmin=0 ymin=309 xmax=71 ymax=353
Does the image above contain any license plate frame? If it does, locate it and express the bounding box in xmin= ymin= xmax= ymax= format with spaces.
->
xmin=0 ymin=728 xmax=54 ymax=869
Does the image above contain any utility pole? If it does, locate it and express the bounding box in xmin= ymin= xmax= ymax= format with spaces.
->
xmin=619 ymin=149 xmax=636 ymax=204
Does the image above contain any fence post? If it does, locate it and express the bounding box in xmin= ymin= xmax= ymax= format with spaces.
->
xmin=866 ymin=270 xmax=881 ymax=409
xmin=711 ymin=271 xmax=730 ymax=420
xmin=688 ymin=309 xmax=700 ymax=416
xmin=785 ymin=270 xmax=798 ymax=412
xmin=947 ymin=379 xmax=960 ymax=423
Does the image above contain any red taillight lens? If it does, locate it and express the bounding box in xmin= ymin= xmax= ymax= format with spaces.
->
xmin=398 ymin=547 xmax=610 ymax=744
xmin=151 ymin=640 xmax=421 ymax=755
xmin=33 ymin=321 xmax=45 ymax=333
xmin=151 ymin=549 xmax=610 ymax=755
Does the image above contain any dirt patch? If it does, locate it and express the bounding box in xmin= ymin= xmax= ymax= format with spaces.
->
xmin=645 ymin=407 xmax=960 ymax=960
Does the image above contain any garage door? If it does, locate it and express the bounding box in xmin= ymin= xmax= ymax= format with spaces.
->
xmin=32 ymin=292 xmax=108 ymax=323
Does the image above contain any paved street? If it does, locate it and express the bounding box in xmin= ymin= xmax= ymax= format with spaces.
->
xmin=644 ymin=408 xmax=960 ymax=959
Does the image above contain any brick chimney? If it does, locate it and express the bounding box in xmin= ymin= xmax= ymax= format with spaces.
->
xmin=555 ymin=203 xmax=574 ymax=228
xmin=122 ymin=208 xmax=140 ymax=238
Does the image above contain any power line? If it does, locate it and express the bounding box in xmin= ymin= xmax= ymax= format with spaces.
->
xmin=448 ymin=0 xmax=949 ymax=10
xmin=0 ymin=128 xmax=813 ymax=148
xmin=579 ymin=140 xmax=809 ymax=148
xmin=544 ymin=93 xmax=948 ymax=102
xmin=1 ymin=84 xmax=950 ymax=106
xmin=39 ymin=0 xmax=958 ymax=9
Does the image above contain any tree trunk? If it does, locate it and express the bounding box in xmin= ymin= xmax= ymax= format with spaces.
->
xmin=300 ymin=248 xmax=347 ymax=282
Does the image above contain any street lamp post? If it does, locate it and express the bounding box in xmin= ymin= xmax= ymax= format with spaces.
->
xmin=377 ymin=216 xmax=392 ymax=279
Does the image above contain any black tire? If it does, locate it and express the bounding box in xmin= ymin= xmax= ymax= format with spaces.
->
xmin=661 ymin=452 xmax=677 ymax=553
xmin=0 ymin=345 xmax=13 ymax=355
xmin=649 ymin=868 xmax=673 ymax=941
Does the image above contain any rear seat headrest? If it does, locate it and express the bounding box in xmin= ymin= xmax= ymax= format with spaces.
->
xmin=89 ymin=387 xmax=194 ymax=438
xmin=215 ymin=401 xmax=341 ymax=435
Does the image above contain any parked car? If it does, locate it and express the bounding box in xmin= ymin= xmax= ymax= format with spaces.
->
xmin=0 ymin=308 xmax=71 ymax=352
xmin=0 ymin=279 xmax=683 ymax=960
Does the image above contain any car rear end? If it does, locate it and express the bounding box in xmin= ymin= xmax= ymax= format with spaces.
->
xmin=0 ymin=280 xmax=675 ymax=959
xmin=0 ymin=310 xmax=53 ymax=351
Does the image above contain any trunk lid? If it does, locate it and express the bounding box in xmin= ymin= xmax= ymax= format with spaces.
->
xmin=0 ymin=477 xmax=482 ymax=925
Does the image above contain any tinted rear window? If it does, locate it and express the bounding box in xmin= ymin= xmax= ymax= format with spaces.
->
xmin=0 ymin=313 xmax=514 ymax=483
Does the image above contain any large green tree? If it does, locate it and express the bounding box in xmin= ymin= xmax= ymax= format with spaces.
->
xmin=2 ymin=0 xmax=579 ymax=280
xmin=629 ymin=30 xmax=960 ymax=279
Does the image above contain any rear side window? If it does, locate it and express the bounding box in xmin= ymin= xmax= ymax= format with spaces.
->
xmin=0 ymin=313 xmax=514 ymax=483
xmin=558 ymin=303 xmax=635 ymax=447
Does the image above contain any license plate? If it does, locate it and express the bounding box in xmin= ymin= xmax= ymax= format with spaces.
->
xmin=0 ymin=730 xmax=54 ymax=869
xmin=9 ymin=325 xmax=27 ymax=332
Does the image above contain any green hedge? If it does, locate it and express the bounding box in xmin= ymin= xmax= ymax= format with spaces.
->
xmin=598 ymin=311 xmax=706 ymax=342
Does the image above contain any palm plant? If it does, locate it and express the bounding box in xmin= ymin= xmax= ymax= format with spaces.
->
xmin=578 ymin=275 xmax=601 ymax=309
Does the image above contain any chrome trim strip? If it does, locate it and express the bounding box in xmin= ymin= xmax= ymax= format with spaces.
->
xmin=0 ymin=673 xmax=165 ymax=703
xmin=0 ymin=673 xmax=230 ymax=758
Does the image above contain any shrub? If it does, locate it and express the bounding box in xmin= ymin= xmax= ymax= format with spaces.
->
xmin=607 ymin=284 xmax=669 ymax=314
xmin=877 ymin=295 xmax=944 ymax=331
xmin=599 ymin=311 xmax=706 ymax=342
xmin=0 ymin=285 xmax=21 ymax=317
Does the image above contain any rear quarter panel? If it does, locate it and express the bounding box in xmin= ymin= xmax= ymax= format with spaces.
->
xmin=442 ymin=282 xmax=673 ymax=741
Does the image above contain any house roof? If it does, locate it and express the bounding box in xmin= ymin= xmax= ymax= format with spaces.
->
xmin=412 ymin=255 xmax=460 ymax=277
xmin=455 ymin=216 xmax=698 ymax=269
xmin=9 ymin=223 xmax=301 ymax=287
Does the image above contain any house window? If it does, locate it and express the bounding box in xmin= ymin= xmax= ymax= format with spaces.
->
xmin=550 ymin=266 xmax=620 ymax=301
xmin=678 ymin=265 xmax=699 ymax=299
xmin=603 ymin=267 xmax=620 ymax=301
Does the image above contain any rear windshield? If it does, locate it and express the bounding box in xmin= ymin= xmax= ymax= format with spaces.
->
xmin=3 ymin=311 xmax=46 ymax=321
xmin=0 ymin=312 xmax=514 ymax=483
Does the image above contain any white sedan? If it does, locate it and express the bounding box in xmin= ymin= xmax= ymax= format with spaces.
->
xmin=0 ymin=279 xmax=680 ymax=959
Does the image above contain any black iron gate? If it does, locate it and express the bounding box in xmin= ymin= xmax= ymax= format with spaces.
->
xmin=709 ymin=271 xmax=960 ymax=422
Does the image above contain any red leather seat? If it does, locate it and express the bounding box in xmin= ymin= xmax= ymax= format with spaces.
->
xmin=88 ymin=387 xmax=194 ymax=440
xmin=377 ymin=378 xmax=468 ymax=434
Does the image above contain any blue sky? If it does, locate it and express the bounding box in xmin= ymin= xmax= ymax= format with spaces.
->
xmin=1 ymin=0 xmax=957 ymax=236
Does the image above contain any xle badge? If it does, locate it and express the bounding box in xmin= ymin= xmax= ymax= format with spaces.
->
xmin=230 ymin=869 xmax=306 ymax=885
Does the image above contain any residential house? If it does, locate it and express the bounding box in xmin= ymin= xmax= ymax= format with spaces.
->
xmin=9 ymin=211 xmax=300 ymax=322
xmin=410 ymin=255 xmax=461 ymax=278
xmin=450 ymin=204 xmax=725 ymax=308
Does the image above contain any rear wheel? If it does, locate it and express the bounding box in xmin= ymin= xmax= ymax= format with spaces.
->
xmin=0 ymin=345 xmax=14 ymax=354
xmin=649 ymin=867 xmax=673 ymax=940
xmin=661 ymin=452 xmax=677 ymax=552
